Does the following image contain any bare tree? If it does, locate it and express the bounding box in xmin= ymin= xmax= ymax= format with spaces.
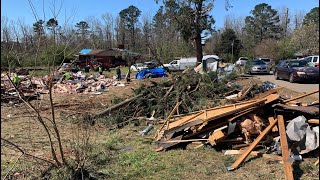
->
xmin=293 ymin=10 xmax=306 ymax=30
xmin=102 ymin=13 xmax=115 ymax=48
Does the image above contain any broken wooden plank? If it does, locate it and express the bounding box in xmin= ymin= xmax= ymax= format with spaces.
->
xmin=237 ymin=83 xmax=254 ymax=101
xmin=170 ymin=98 xmax=268 ymax=119
xmin=314 ymin=159 xmax=319 ymax=166
xmin=268 ymin=117 xmax=278 ymax=132
xmin=224 ymin=150 xmax=283 ymax=161
xmin=226 ymin=117 xmax=278 ymax=171
xmin=273 ymin=103 xmax=319 ymax=116
xmin=251 ymin=87 xmax=284 ymax=100
xmin=278 ymin=115 xmax=294 ymax=180
xmin=163 ymin=119 xmax=203 ymax=136
xmin=156 ymin=135 xmax=183 ymax=151
xmin=208 ymin=130 xmax=225 ymax=146
xmin=282 ymin=90 xmax=319 ymax=103
xmin=162 ymin=139 xmax=208 ymax=143
xmin=155 ymin=101 xmax=182 ymax=141
xmin=307 ymin=119 xmax=319 ymax=124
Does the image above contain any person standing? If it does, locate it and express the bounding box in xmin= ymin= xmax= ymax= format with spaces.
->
xmin=98 ymin=65 xmax=103 ymax=75
xmin=116 ymin=66 xmax=121 ymax=80
xmin=13 ymin=73 xmax=20 ymax=87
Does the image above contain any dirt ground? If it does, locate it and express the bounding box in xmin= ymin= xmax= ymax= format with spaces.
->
xmin=1 ymin=75 xmax=319 ymax=179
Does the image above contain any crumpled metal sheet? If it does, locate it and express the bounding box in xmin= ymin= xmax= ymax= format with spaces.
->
xmin=270 ymin=116 xmax=319 ymax=155
xmin=286 ymin=116 xmax=309 ymax=141
xmin=285 ymin=116 xmax=318 ymax=154
xmin=301 ymin=126 xmax=319 ymax=154
xmin=260 ymin=81 xmax=278 ymax=92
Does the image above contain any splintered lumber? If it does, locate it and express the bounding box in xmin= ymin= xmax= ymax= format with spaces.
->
xmin=163 ymin=139 xmax=208 ymax=143
xmin=282 ymin=90 xmax=319 ymax=103
xmin=314 ymin=159 xmax=319 ymax=166
xmin=274 ymin=103 xmax=319 ymax=116
xmin=168 ymin=94 xmax=279 ymax=130
xmin=226 ymin=117 xmax=278 ymax=171
xmin=251 ymin=87 xmax=284 ymax=100
xmin=278 ymin=115 xmax=294 ymax=180
xmin=94 ymin=94 xmax=143 ymax=118
xmin=268 ymin=117 xmax=278 ymax=132
xmin=237 ymin=83 xmax=254 ymax=101
xmin=168 ymin=99 xmax=266 ymax=129
xmin=208 ymin=130 xmax=225 ymax=146
xmin=224 ymin=150 xmax=283 ymax=161
xmin=155 ymin=101 xmax=181 ymax=141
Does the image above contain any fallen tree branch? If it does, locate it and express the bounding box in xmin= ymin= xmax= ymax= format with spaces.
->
xmin=94 ymin=94 xmax=144 ymax=118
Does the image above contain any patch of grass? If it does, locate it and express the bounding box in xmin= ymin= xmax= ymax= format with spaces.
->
xmin=117 ymin=150 xmax=165 ymax=179
xmin=103 ymin=132 xmax=124 ymax=150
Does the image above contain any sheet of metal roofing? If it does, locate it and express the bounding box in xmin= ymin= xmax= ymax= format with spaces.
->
xmin=79 ymin=49 xmax=92 ymax=55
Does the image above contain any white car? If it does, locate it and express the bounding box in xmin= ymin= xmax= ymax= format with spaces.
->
xmin=304 ymin=55 xmax=319 ymax=67
xmin=235 ymin=57 xmax=249 ymax=66
xmin=130 ymin=63 xmax=147 ymax=72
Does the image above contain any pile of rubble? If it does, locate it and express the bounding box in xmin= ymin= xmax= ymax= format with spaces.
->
xmin=1 ymin=72 xmax=125 ymax=104
xmin=152 ymin=88 xmax=318 ymax=178
xmin=90 ymin=71 xmax=318 ymax=179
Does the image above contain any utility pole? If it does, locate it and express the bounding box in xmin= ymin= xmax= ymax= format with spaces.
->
xmin=284 ymin=8 xmax=289 ymax=37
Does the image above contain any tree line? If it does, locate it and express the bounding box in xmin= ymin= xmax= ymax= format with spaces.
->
xmin=1 ymin=1 xmax=319 ymax=69
xmin=205 ymin=4 xmax=319 ymax=63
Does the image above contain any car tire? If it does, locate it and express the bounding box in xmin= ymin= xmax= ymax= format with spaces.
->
xmin=289 ymin=73 xmax=295 ymax=83
xmin=274 ymin=71 xmax=279 ymax=80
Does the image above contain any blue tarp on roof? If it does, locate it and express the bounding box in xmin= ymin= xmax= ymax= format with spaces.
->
xmin=79 ymin=49 xmax=92 ymax=55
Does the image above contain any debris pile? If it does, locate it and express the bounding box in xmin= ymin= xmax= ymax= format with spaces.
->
xmin=152 ymin=88 xmax=318 ymax=178
xmin=94 ymin=70 xmax=318 ymax=178
xmin=98 ymin=72 xmax=242 ymax=125
xmin=1 ymin=72 xmax=126 ymax=104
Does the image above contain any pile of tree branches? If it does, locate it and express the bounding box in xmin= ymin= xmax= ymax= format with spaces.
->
xmin=100 ymin=71 xmax=239 ymax=126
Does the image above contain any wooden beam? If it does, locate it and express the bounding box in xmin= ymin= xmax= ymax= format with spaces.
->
xmin=224 ymin=150 xmax=283 ymax=161
xmin=282 ymin=90 xmax=319 ymax=103
xmin=307 ymin=119 xmax=319 ymax=124
xmin=226 ymin=117 xmax=278 ymax=171
xmin=251 ymin=87 xmax=284 ymax=100
xmin=208 ymin=130 xmax=225 ymax=146
xmin=155 ymin=101 xmax=181 ymax=141
xmin=278 ymin=115 xmax=294 ymax=180
xmin=268 ymin=117 xmax=278 ymax=132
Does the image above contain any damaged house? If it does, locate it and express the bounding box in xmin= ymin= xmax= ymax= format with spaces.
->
xmin=76 ymin=46 xmax=141 ymax=70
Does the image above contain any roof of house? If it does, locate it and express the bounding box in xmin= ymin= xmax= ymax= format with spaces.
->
xmin=79 ymin=49 xmax=105 ymax=55
xmin=79 ymin=48 xmax=141 ymax=57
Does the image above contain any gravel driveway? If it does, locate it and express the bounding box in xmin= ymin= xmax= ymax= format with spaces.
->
xmin=252 ymin=74 xmax=319 ymax=99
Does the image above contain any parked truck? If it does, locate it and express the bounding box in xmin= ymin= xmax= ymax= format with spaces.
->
xmin=163 ymin=57 xmax=198 ymax=71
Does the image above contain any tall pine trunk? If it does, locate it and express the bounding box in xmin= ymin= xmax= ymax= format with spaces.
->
xmin=195 ymin=31 xmax=203 ymax=63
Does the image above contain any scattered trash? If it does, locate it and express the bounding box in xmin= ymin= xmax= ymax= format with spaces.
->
xmin=140 ymin=124 xmax=154 ymax=136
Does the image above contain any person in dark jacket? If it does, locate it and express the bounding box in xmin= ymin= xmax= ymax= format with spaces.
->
xmin=116 ymin=66 xmax=121 ymax=80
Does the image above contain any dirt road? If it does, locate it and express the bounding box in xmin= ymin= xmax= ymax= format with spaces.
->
xmin=253 ymin=74 xmax=319 ymax=98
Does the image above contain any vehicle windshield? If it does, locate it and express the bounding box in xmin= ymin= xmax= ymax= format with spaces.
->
xmin=240 ymin=58 xmax=248 ymax=60
xmin=261 ymin=59 xmax=270 ymax=62
xmin=252 ymin=60 xmax=266 ymax=65
xmin=289 ymin=60 xmax=313 ymax=67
